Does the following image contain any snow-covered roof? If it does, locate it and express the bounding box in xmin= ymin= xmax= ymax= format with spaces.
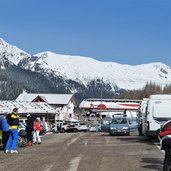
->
xmin=16 ymin=92 xmax=74 ymax=105
xmin=0 ymin=101 xmax=57 ymax=114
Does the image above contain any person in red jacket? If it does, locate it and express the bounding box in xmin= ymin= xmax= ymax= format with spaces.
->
xmin=33 ymin=118 xmax=41 ymax=144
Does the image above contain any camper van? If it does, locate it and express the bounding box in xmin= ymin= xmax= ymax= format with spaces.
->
xmin=137 ymin=98 xmax=149 ymax=135
xmin=145 ymin=94 xmax=171 ymax=138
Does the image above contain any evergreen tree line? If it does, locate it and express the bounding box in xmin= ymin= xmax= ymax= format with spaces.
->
xmin=115 ymin=82 xmax=171 ymax=100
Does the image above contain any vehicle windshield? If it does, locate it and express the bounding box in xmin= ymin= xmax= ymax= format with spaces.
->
xmin=80 ymin=123 xmax=86 ymax=125
xmin=112 ymin=118 xmax=127 ymax=124
xmin=90 ymin=124 xmax=96 ymax=127
xmin=19 ymin=122 xmax=25 ymax=128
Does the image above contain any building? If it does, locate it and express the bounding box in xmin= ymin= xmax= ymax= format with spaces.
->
xmin=16 ymin=91 xmax=77 ymax=121
xmin=79 ymin=98 xmax=141 ymax=123
xmin=0 ymin=100 xmax=57 ymax=122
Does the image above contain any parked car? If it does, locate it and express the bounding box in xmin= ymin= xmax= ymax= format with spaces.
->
xmin=52 ymin=121 xmax=78 ymax=133
xmin=19 ymin=117 xmax=27 ymax=126
xmin=95 ymin=123 xmax=101 ymax=132
xmin=59 ymin=121 xmax=77 ymax=133
xmin=71 ymin=121 xmax=80 ymax=130
xmin=129 ymin=120 xmax=138 ymax=130
xmin=18 ymin=122 xmax=26 ymax=132
xmin=77 ymin=123 xmax=89 ymax=132
xmin=101 ymin=117 xmax=112 ymax=132
xmin=52 ymin=122 xmax=63 ymax=133
xmin=89 ymin=124 xmax=97 ymax=132
xmin=52 ymin=123 xmax=58 ymax=133
xmin=158 ymin=120 xmax=171 ymax=140
xmin=18 ymin=129 xmax=27 ymax=147
xmin=109 ymin=117 xmax=130 ymax=136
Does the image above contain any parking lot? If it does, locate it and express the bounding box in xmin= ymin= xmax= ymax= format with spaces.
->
xmin=0 ymin=131 xmax=164 ymax=171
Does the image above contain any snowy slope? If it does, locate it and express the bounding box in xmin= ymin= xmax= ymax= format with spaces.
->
xmin=0 ymin=38 xmax=30 ymax=65
xmin=22 ymin=51 xmax=171 ymax=90
xmin=1 ymin=38 xmax=171 ymax=91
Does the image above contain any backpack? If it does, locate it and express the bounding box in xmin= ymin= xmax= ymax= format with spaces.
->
xmin=6 ymin=113 xmax=12 ymax=126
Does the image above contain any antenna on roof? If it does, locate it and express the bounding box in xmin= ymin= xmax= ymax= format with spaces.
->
xmin=22 ymin=89 xmax=28 ymax=102
xmin=22 ymin=89 xmax=27 ymax=94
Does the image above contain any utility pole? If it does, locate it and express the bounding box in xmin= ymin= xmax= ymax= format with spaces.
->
xmin=100 ymin=77 xmax=103 ymax=124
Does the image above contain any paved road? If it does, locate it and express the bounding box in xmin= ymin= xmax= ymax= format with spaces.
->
xmin=0 ymin=132 xmax=164 ymax=171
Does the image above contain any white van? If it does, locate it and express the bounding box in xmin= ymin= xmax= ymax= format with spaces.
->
xmin=137 ymin=98 xmax=149 ymax=135
xmin=145 ymin=94 xmax=171 ymax=138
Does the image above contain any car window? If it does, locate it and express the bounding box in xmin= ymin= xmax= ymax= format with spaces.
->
xmin=166 ymin=121 xmax=171 ymax=126
xmin=112 ymin=118 xmax=127 ymax=124
xmin=90 ymin=124 xmax=96 ymax=127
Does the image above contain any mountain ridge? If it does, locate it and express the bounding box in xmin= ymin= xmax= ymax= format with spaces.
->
xmin=0 ymin=38 xmax=171 ymax=101
xmin=20 ymin=50 xmax=171 ymax=91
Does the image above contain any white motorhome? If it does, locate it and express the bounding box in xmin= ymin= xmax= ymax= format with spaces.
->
xmin=145 ymin=94 xmax=171 ymax=138
xmin=137 ymin=98 xmax=149 ymax=135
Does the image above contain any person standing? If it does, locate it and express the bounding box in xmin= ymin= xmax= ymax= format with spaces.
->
xmin=26 ymin=114 xmax=34 ymax=146
xmin=0 ymin=113 xmax=9 ymax=151
xmin=5 ymin=108 xmax=19 ymax=154
xmin=33 ymin=118 xmax=41 ymax=144
xmin=138 ymin=119 xmax=143 ymax=136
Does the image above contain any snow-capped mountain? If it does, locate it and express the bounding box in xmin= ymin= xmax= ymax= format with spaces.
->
xmin=0 ymin=38 xmax=171 ymax=101
xmin=20 ymin=51 xmax=171 ymax=91
xmin=0 ymin=38 xmax=31 ymax=66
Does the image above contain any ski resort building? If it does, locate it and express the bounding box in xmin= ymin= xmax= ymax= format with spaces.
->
xmin=16 ymin=91 xmax=77 ymax=121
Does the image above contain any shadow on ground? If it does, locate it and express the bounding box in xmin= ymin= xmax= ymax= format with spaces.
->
xmin=140 ymin=157 xmax=163 ymax=171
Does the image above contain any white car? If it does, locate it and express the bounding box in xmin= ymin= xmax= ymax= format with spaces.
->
xmin=89 ymin=125 xmax=97 ymax=132
xmin=18 ymin=122 xmax=26 ymax=132
xmin=77 ymin=123 xmax=89 ymax=132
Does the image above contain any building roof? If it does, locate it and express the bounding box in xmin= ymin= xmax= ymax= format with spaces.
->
xmin=0 ymin=101 xmax=57 ymax=114
xmin=16 ymin=92 xmax=74 ymax=105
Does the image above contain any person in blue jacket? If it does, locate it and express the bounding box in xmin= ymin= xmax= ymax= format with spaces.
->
xmin=0 ymin=113 xmax=10 ymax=151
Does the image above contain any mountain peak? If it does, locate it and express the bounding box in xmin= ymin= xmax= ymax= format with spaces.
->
xmin=0 ymin=38 xmax=31 ymax=65
xmin=0 ymin=38 xmax=8 ymax=46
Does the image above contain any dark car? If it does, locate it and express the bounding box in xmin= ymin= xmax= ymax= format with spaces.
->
xmin=109 ymin=117 xmax=130 ymax=136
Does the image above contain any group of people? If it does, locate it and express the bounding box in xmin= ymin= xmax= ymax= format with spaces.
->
xmin=26 ymin=113 xmax=42 ymax=146
xmin=0 ymin=108 xmax=42 ymax=154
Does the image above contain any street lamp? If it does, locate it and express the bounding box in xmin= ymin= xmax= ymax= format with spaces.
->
xmin=100 ymin=77 xmax=103 ymax=124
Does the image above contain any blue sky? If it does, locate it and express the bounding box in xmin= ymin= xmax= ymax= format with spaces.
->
xmin=0 ymin=0 xmax=171 ymax=66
